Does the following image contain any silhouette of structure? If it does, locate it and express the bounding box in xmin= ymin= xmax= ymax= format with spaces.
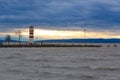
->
xmin=84 ymin=29 xmax=87 ymax=39
xmin=16 ymin=30 xmax=22 ymax=45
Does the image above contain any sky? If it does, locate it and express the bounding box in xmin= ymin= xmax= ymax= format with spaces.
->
xmin=0 ymin=0 xmax=120 ymax=40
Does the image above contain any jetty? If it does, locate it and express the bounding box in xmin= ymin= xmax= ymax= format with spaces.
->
xmin=0 ymin=42 xmax=102 ymax=48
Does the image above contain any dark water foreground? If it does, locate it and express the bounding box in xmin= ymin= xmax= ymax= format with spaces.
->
xmin=0 ymin=47 xmax=120 ymax=80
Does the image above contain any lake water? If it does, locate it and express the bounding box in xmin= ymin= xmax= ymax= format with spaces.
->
xmin=0 ymin=47 xmax=120 ymax=80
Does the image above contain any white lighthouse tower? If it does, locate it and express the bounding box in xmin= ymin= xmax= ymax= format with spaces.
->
xmin=29 ymin=26 xmax=34 ymax=44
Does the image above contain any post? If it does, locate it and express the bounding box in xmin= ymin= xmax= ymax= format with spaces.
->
xmin=18 ymin=30 xmax=21 ymax=45
xmin=84 ymin=29 xmax=86 ymax=45
xmin=16 ymin=30 xmax=22 ymax=45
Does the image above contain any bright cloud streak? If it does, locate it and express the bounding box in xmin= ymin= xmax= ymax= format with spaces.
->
xmin=0 ymin=28 xmax=120 ymax=40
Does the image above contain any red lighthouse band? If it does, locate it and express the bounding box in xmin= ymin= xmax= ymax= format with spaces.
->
xmin=29 ymin=26 xmax=34 ymax=44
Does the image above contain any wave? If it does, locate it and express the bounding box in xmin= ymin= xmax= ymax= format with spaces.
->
xmin=80 ymin=74 xmax=95 ymax=79
xmin=91 ymin=67 xmax=120 ymax=71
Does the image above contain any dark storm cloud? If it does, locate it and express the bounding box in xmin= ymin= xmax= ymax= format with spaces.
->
xmin=0 ymin=0 xmax=120 ymax=30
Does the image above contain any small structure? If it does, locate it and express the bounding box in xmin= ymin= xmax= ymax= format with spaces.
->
xmin=29 ymin=26 xmax=34 ymax=44
xmin=15 ymin=30 xmax=22 ymax=45
xmin=114 ymin=44 xmax=117 ymax=47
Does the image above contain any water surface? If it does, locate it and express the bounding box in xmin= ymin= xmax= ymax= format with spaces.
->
xmin=0 ymin=47 xmax=120 ymax=80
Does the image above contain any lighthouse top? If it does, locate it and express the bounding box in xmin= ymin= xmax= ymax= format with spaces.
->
xmin=29 ymin=26 xmax=34 ymax=28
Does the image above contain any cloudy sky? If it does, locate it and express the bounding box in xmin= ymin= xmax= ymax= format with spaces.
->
xmin=0 ymin=0 xmax=120 ymax=40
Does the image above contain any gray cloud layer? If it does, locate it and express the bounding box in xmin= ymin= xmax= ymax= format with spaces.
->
xmin=0 ymin=0 xmax=120 ymax=31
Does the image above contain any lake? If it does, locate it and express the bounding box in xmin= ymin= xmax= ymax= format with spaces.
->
xmin=0 ymin=46 xmax=120 ymax=80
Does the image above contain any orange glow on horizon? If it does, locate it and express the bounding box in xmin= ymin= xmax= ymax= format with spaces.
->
xmin=0 ymin=28 xmax=120 ymax=39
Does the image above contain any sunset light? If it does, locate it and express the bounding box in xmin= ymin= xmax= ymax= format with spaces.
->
xmin=0 ymin=28 xmax=120 ymax=40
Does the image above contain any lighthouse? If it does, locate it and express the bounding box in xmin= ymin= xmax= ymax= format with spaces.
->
xmin=29 ymin=26 xmax=34 ymax=44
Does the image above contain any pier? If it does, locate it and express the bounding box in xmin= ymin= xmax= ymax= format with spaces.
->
xmin=0 ymin=42 xmax=102 ymax=48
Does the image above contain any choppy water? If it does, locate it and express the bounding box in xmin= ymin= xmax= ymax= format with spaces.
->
xmin=0 ymin=47 xmax=120 ymax=80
